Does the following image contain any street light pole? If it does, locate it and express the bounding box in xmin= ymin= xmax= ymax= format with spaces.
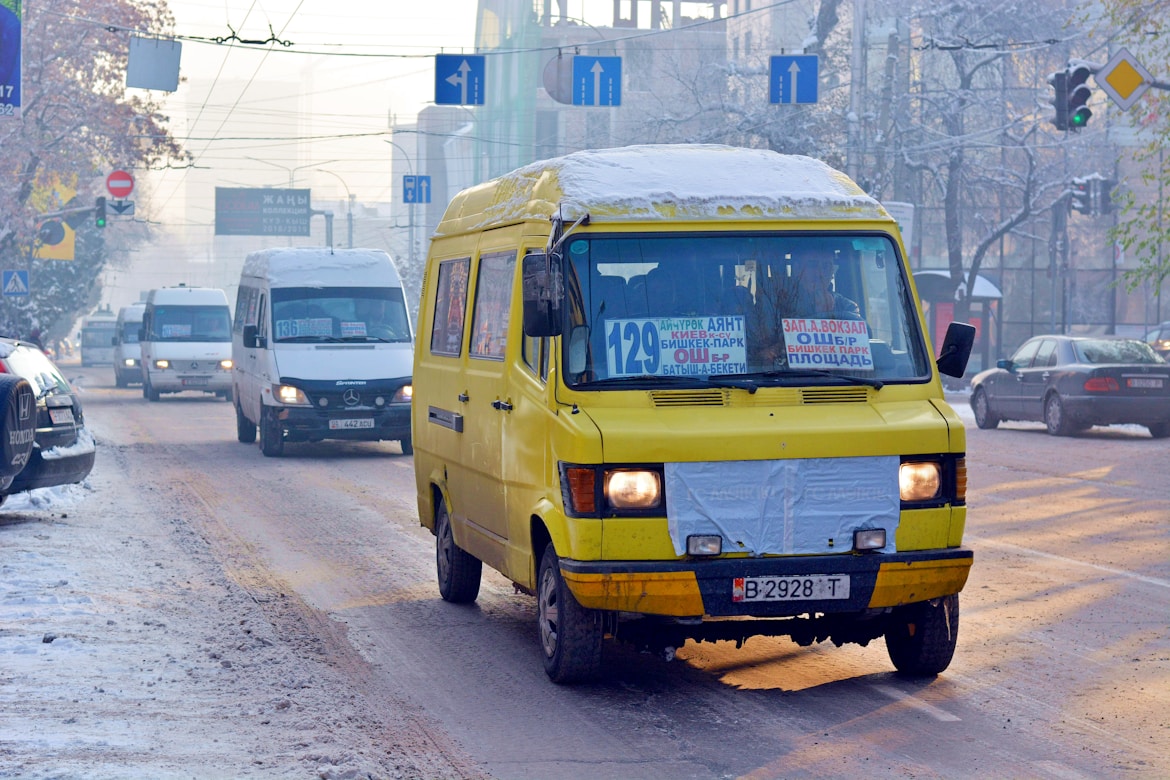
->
xmin=315 ymin=168 xmax=354 ymax=248
xmin=384 ymin=139 xmax=416 ymax=269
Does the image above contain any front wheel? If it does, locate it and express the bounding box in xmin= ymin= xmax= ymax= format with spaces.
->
xmin=236 ymin=403 xmax=256 ymax=443
xmin=885 ymin=593 xmax=960 ymax=677
xmin=538 ymin=543 xmax=603 ymax=684
xmin=1148 ymin=422 xmax=1170 ymax=439
xmin=258 ymin=406 xmax=284 ymax=457
xmin=145 ymin=378 xmax=160 ymax=402
xmin=435 ymin=500 xmax=480 ymax=603
xmin=399 ymin=436 xmax=413 ymax=456
xmin=971 ymin=387 xmax=1000 ymax=429
xmin=1044 ymin=393 xmax=1074 ymax=436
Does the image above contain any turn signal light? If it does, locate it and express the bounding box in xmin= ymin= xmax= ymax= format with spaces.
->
xmin=564 ymin=467 xmax=596 ymax=514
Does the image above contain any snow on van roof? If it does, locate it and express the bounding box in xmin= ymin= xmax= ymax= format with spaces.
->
xmin=437 ymin=144 xmax=888 ymax=234
xmin=241 ymin=247 xmax=401 ymax=288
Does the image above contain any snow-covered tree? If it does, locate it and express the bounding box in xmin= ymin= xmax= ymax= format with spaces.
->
xmin=0 ymin=0 xmax=184 ymax=341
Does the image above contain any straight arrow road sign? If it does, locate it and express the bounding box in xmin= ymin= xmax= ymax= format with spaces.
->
xmin=770 ymin=55 xmax=819 ymax=104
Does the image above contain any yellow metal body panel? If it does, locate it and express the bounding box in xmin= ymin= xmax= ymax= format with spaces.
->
xmin=561 ymin=569 xmax=705 ymax=616
xmin=867 ymin=557 xmax=973 ymax=608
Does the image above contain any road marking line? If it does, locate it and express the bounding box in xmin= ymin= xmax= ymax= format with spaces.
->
xmin=871 ymin=684 xmax=961 ymax=721
xmin=969 ymin=535 xmax=1170 ymax=589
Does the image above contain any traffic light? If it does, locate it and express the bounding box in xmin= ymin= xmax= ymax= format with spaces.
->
xmin=1070 ymin=177 xmax=1092 ymax=214
xmin=1065 ymin=64 xmax=1093 ymax=130
xmin=1094 ymin=178 xmax=1116 ymax=215
xmin=1047 ymin=70 xmax=1069 ymax=131
xmin=94 ymin=196 xmax=107 ymax=228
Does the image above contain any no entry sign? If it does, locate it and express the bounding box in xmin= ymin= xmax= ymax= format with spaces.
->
xmin=106 ymin=169 xmax=135 ymax=199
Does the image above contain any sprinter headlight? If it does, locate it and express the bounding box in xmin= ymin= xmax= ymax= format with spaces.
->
xmin=219 ymin=359 xmax=233 ymax=370
xmin=899 ymin=461 xmax=941 ymax=502
xmin=153 ymin=359 xmax=170 ymax=369
xmin=606 ymin=470 xmax=662 ymax=510
xmin=275 ymin=384 xmax=310 ymax=406
xmin=393 ymin=384 xmax=412 ymax=403
xmin=123 ymin=358 xmax=137 ymax=367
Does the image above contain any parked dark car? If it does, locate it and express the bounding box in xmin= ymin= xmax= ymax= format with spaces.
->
xmin=1146 ymin=321 xmax=1170 ymax=359
xmin=0 ymin=338 xmax=95 ymax=502
xmin=970 ymin=335 xmax=1170 ymax=438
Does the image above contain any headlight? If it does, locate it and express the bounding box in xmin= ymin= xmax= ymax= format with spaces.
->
xmin=606 ymin=469 xmax=661 ymax=510
xmin=153 ymin=359 xmax=169 ymax=369
xmin=899 ymin=461 xmax=941 ymax=502
xmin=393 ymin=384 xmax=412 ymax=403
xmin=123 ymin=358 xmax=136 ymax=367
xmin=275 ymin=384 xmax=310 ymax=406
xmin=219 ymin=359 xmax=233 ymax=370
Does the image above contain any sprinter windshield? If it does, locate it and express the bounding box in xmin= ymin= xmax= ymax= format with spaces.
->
xmin=270 ymin=287 xmax=411 ymax=343
xmin=120 ymin=322 xmax=140 ymax=343
xmin=562 ymin=233 xmax=931 ymax=387
xmin=149 ymin=306 xmax=231 ymax=342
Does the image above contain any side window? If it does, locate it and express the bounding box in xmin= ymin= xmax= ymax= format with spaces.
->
xmin=1034 ymin=339 xmax=1057 ymax=368
xmin=234 ymin=286 xmax=256 ymax=334
xmin=522 ymin=335 xmax=549 ymax=381
xmin=1011 ymin=339 xmax=1041 ymax=368
xmin=430 ymin=258 xmax=471 ymax=356
xmin=257 ymin=295 xmax=268 ymax=339
xmin=469 ymin=251 xmax=516 ymax=361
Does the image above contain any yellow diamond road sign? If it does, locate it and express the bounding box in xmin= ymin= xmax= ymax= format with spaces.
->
xmin=1095 ymin=48 xmax=1152 ymax=111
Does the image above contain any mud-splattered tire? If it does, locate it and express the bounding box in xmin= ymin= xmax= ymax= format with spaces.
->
xmin=538 ymin=543 xmax=603 ymax=684
xmin=258 ymin=406 xmax=284 ymax=457
xmin=886 ymin=593 xmax=960 ymax=677
xmin=435 ymin=500 xmax=480 ymax=603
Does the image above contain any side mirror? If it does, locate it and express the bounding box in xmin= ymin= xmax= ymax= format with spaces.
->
xmin=111 ymin=336 xmax=118 ymax=346
xmin=996 ymin=358 xmax=1014 ymax=371
xmin=936 ymin=321 xmax=975 ymax=378
xmin=137 ymin=327 xmax=146 ymax=342
xmin=242 ymin=324 xmax=265 ymax=349
xmin=522 ymin=252 xmax=564 ymax=338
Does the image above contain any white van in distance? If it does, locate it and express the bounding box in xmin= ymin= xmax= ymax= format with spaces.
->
xmin=232 ymin=247 xmax=413 ymax=457
xmin=113 ymin=303 xmax=145 ymax=387
xmin=139 ymin=285 xmax=234 ymax=402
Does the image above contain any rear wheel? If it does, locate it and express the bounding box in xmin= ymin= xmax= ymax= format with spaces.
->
xmin=1044 ymin=393 xmax=1074 ymax=436
xmin=971 ymin=388 xmax=1000 ymax=429
xmin=435 ymin=500 xmax=480 ymax=603
xmin=236 ymin=403 xmax=256 ymax=443
xmin=886 ymin=593 xmax=960 ymax=677
xmin=538 ymin=543 xmax=603 ymax=684
xmin=1148 ymin=422 xmax=1170 ymax=439
xmin=258 ymin=406 xmax=284 ymax=457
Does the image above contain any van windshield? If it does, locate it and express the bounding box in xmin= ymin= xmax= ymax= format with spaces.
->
xmin=562 ymin=233 xmax=931 ymax=388
xmin=270 ymin=286 xmax=411 ymax=343
xmin=120 ymin=322 xmax=140 ymax=343
xmin=149 ymin=306 xmax=232 ymax=342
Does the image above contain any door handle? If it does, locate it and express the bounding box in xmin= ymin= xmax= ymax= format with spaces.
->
xmin=491 ymin=399 xmax=513 ymax=411
xmin=458 ymin=392 xmax=469 ymax=403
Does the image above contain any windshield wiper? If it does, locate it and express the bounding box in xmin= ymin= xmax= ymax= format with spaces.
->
xmin=275 ymin=335 xmax=345 ymax=343
xmin=749 ymin=369 xmax=884 ymax=389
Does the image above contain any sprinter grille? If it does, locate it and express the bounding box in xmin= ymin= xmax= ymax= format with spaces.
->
xmin=649 ymin=389 xmax=728 ymax=407
xmin=801 ymin=387 xmax=871 ymax=404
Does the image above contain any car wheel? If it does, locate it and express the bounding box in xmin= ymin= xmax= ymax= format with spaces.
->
xmin=885 ymin=593 xmax=960 ymax=677
xmin=1148 ymin=422 xmax=1170 ymax=439
xmin=114 ymin=371 xmax=126 ymax=389
xmin=258 ymin=406 xmax=284 ymax=457
xmin=1044 ymin=393 xmax=1074 ymax=436
xmin=236 ymin=403 xmax=257 ymax=444
xmin=435 ymin=500 xmax=481 ymax=603
xmin=145 ymin=378 xmax=160 ymax=402
xmin=399 ymin=436 xmax=413 ymax=456
xmin=538 ymin=542 xmax=603 ymax=684
xmin=971 ymin=388 xmax=1000 ymax=429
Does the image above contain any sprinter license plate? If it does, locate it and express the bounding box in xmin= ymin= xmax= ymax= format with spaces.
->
xmin=330 ymin=418 xmax=375 ymax=430
xmin=182 ymin=377 xmax=209 ymax=386
xmin=733 ymin=574 xmax=850 ymax=602
xmin=49 ymin=408 xmax=75 ymax=425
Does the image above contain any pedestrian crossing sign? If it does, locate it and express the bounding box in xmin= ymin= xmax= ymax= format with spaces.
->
xmin=2 ymin=270 xmax=30 ymax=297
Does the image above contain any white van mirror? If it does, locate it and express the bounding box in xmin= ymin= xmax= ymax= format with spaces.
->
xmin=242 ymin=324 xmax=265 ymax=349
xmin=522 ymin=253 xmax=563 ymax=338
xmin=936 ymin=321 xmax=975 ymax=378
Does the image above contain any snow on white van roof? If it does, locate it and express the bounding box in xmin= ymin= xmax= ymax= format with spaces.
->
xmin=241 ymin=247 xmax=401 ymax=288
xmin=437 ymin=144 xmax=889 ymax=234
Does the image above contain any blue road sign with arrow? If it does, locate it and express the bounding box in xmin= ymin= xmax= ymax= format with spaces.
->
xmin=573 ymin=56 xmax=621 ymax=106
xmin=3 ymin=270 xmax=30 ymax=297
xmin=435 ymin=54 xmax=485 ymax=106
xmin=404 ymin=175 xmax=432 ymax=204
xmin=770 ymin=55 xmax=819 ymax=104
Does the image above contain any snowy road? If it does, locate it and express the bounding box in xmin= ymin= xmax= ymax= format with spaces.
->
xmin=2 ymin=366 xmax=1168 ymax=779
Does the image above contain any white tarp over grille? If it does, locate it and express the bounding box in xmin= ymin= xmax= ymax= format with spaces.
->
xmin=665 ymin=456 xmax=900 ymax=557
